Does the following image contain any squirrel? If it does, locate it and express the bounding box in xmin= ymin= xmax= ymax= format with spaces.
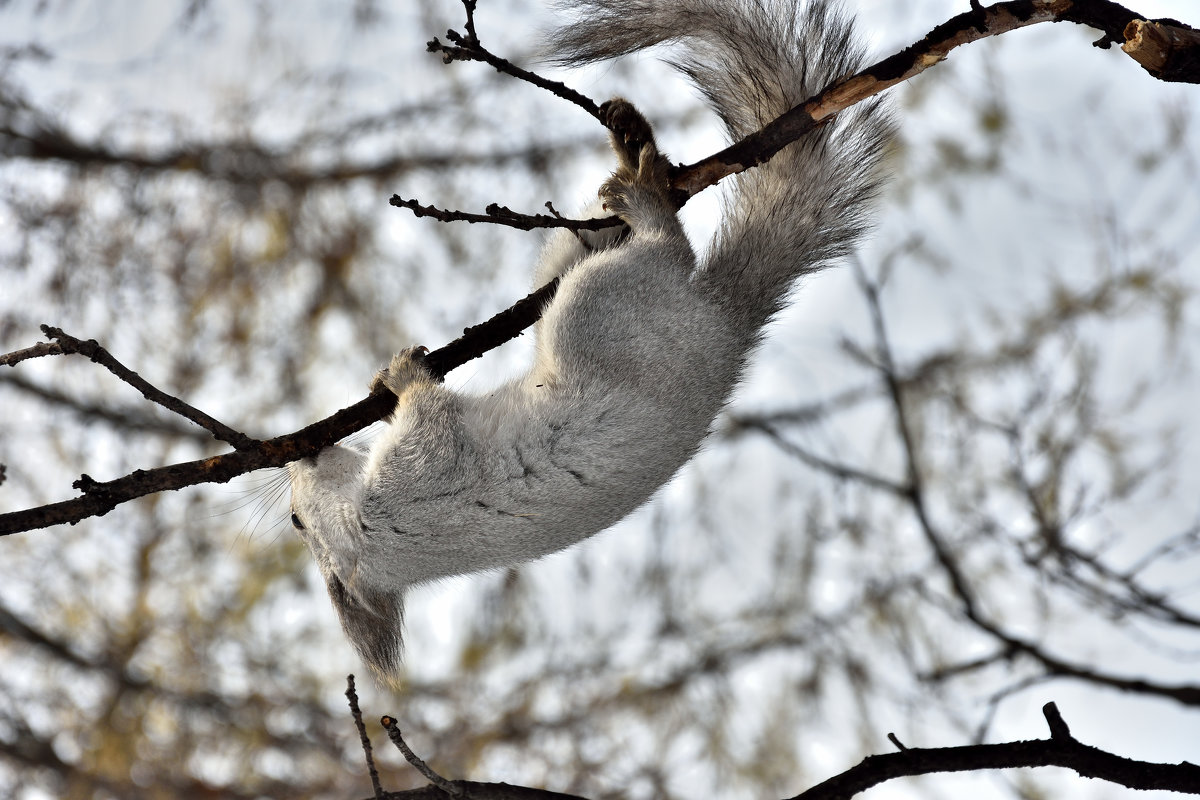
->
xmin=288 ymin=0 xmax=893 ymax=681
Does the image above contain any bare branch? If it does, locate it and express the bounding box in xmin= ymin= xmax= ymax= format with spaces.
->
xmin=1122 ymin=17 xmax=1200 ymax=81
xmin=851 ymin=263 xmax=1200 ymax=709
xmin=427 ymin=0 xmax=602 ymax=120
xmin=37 ymin=326 xmax=257 ymax=450
xmin=404 ymin=0 xmax=1200 ymax=235
xmin=381 ymin=715 xmax=463 ymax=796
xmin=0 ymin=278 xmax=561 ymax=534
xmin=675 ymin=0 xmax=1199 ymax=199
xmin=0 ymin=339 xmax=63 ymax=367
xmin=733 ymin=417 xmax=910 ymax=498
xmin=5 ymin=0 xmax=1197 ymax=534
xmin=377 ymin=783 xmax=591 ymax=800
xmin=346 ymin=676 xmax=385 ymax=800
xmin=388 ymin=196 xmax=619 ymax=232
xmin=0 ymin=83 xmax=599 ymax=187
xmin=1043 ymin=701 xmax=1072 ymax=740
xmin=793 ymin=702 xmax=1200 ymax=799
xmin=1 ymin=372 xmax=216 ymax=443
xmin=353 ymin=700 xmax=1200 ymax=799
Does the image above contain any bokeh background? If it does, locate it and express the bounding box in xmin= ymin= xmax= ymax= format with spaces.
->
xmin=1 ymin=1 xmax=1198 ymax=797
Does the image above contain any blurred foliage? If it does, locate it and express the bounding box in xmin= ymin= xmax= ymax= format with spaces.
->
xmin=1 ymin=1 xmax=1198 ymax=799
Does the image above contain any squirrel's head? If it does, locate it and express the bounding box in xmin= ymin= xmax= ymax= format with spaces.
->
xmin=289 ymin=446 xmax=406 ymax=684
xmin=288 ymin=445 xmax=366 ymax=541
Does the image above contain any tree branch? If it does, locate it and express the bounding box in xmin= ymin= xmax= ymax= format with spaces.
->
xmin=0 ymin=277 xmax=560 ymax=533
xmin=346 ymin=676 xmax=386 ymax=800
xmin=678 ymin=0 xmax=1195 ymax=198
xmin=0 ymin=372 xmax=213 ymax=442
xmin=427 ymin=0 xmax=602 ymax=121
xmin=848 ymin=263 xmax=1200 ymax=709
xmin=396 ymin=0 xmax=1198 ymax=232
xmin=3 ymin=0 xmax=1196 ymax=535
xmin=792 ymin=703 xmax=1200 ymax=799
xmin=348 ymin=701 xmax=1200 ymax=799
xmin=381 ymin=715 xmax=464 ymax=797
xmin=388 ymin=197 xmax=618 ymax=232
xmin=34 ymin=326 xmax=256 ymax=449
xmin=1123 ymin=17 xmax=1200 ymax=81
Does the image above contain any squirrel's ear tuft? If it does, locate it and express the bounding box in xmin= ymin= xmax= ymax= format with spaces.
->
xmin=324 ymin=574 xmax=406 ymax=683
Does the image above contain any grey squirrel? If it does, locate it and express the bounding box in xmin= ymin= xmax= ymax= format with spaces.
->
xmin=288 ymin=0 xmax=892 ymax=680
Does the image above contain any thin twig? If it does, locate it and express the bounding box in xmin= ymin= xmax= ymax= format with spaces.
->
xmin=1 ymin=371 xmax=215 ymax=442
xmin=852 ymin=262 xmax=1200 ymax=709
xmin=38 ymin=326 xmax=257 ymax=450
xmin=345 ymin=675 xmax=384 ymax=800
xmin=735 ymin=417 xmax=910 ymax=498
xmin=389 ymin=196 xmax=618 ymax=232
xmin=428 ymin=0 xmax=602 ymax=120
xmin=917 ymin=647 xmax=1016 ymax=683
xmin=0 ymin=339 xmax=64 ymax=366
xmin=380 ymin=715 xmax=463 ymax=796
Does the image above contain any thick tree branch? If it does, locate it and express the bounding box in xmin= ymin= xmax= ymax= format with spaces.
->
xmin=1122 ymin=17 xmax=1200 ymax=81
xmin=676 ymin=0 xmax=1195 ymax=199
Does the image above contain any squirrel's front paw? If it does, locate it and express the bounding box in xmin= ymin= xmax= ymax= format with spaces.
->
xmin=370 ymin=346 xmax=431 ymax=398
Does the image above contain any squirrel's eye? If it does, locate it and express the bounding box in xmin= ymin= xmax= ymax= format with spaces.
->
xmin=290 ymin=512 xmax=304 ymax=530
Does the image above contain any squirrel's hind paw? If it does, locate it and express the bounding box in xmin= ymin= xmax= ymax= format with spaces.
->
xmin=601 ymin=97 xmax=657 ymax=168
xmin=598 ymin=98 xmax=672 ymax=225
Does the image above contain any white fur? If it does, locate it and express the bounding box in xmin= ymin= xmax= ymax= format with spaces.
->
xmin=289 ymin=0 xmax=893 ymax=680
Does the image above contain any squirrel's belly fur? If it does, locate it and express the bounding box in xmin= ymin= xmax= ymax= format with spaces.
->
xmin=288 ymin=0 xmax=893 ymax=680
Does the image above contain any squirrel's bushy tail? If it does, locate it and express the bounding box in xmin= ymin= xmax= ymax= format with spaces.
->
xmin=551 ymin=0 xmax=893 ymax=333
